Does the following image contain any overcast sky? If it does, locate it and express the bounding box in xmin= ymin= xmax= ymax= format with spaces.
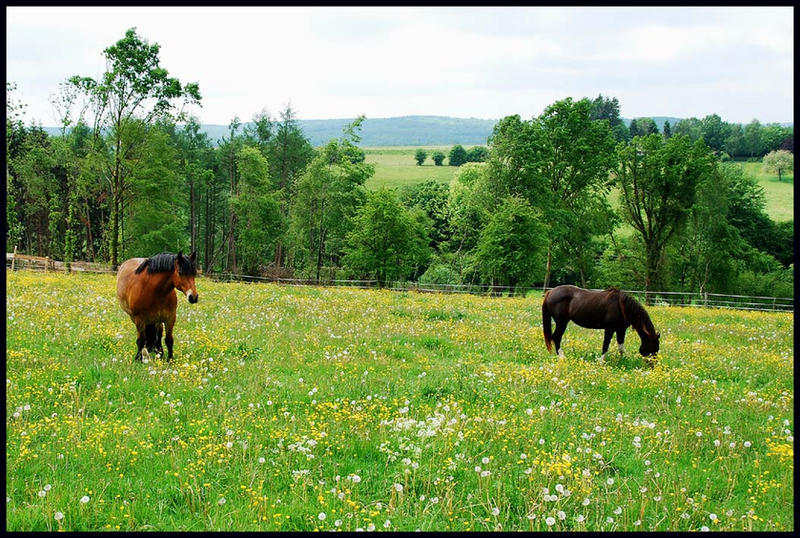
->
xmin=6 ymin=6 xmax=794 ymax=126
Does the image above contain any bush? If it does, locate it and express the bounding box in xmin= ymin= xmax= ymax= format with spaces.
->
xmin=419 ymin=263 xmax=461 ymax=286
xmin=466 ymin=146 xmax=489 ymax=163
xmin=432 ymin=151 xmax=445 ymax=166
xmin=448 ymin=144 xmax=468 ymax=166
xmin=414 ymin=149 xmax=427 ymax=166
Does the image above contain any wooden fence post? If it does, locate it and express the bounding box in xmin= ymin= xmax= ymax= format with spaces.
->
xmin=11 ymin=246 xmax=17 ymax=271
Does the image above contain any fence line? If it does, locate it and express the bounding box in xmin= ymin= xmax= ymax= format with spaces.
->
xmin=6 ymin=252 xmax=793 ymax=312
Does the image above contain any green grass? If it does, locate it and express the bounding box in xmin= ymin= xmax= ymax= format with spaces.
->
xmin=364 ymin=147 xmax=470 ymax=190
xmin=6 ymin=271 xmax=794 ymax=531
xmin=735 ymin=162 xmax=793 ymax=222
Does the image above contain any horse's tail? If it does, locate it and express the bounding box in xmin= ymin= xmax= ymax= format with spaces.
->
xmin=542 ymin=292 xmax=553 ymax=353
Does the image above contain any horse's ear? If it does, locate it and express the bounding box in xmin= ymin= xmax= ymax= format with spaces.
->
xmin=189 ymin=251 xmax=197 ymax=263
xmin=177 ymin=250 xmax=184 ymax=261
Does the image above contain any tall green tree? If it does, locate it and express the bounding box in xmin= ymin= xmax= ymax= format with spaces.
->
xmin=68 ymin=27 xmax=200 ymax=267
xmin=230 ymin=146 xmax=282 ymax=275
xmin=288 ymin=119 xmax=373 ymax=281
xmin=589 ymin=94 xmax=629 ymax=142
xmin=123 ymin=121 xmax=187 ymax=257
xmin=268 ymin=104 xmax=315 ymax=270
xmin=342 ymin=188 xmax=432 ymax=286
xmin=615 ymin=134 xmax=715 ymax=295
xmin=488 ymin=98 xmax=617 ymax=288
xmin=699 ymin=114 xmax=731 ymax=153
xmin=400 ymin=180 xmax=451 ymax=251
xmin=475 ymin=195 xmax=546 ymax=288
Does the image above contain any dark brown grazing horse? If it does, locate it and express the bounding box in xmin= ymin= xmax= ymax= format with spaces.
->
xmin=116 ymin=251 xmax=199 ymax=361
xmin=542 ymin=285 xmax=660 ymax=359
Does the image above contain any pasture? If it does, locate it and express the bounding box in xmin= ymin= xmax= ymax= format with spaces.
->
xmin=6 ymin=271 xmax=794 ymax=531
xmin=364 ymin=147 xmax=466 ymax=189
xmin=737 ymin=161 xmax=793 ymax=222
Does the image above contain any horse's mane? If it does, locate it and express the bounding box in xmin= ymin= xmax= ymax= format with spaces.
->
xmin=135 ymin=252 xmax=197 ymax=276
xmin=618 ymin=290 xmax=656 ymax=337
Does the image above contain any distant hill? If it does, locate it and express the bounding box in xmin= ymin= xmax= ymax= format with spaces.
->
xmin=40 ymin=115 xmax=792 ymax=147
xmin=195 ymin=116 xmax=498 ymax=147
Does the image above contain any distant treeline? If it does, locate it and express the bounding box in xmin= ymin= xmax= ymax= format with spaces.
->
xmin=6 ymin=28 xmax=794 ymax=300
xmin=41 ymin=116 xmax=792 ymax=154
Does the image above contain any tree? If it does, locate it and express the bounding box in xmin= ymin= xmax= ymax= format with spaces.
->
xmin=123 ymin=121 xmax=187 ymax=258
xmin=400 ymin=180 xmax=451 ymax=251
xmin=762 ymin=149 xmax=793 ymax=182
xmin=342 ymin=188 xmax=431 ymax=286
xmin=414 ymin=148 xmax=427 ymax=166
xmin=699 ymin=114 xmax=731 ymax=153
xmin=673 ymin=117 xmax=702 ymax=143
xmin=448 ymin=144 xmax=468 ymax=166
xmin=288 ymin=119 xmax=373 ymax=282
xmin=475 ymin=195 xmax=546 ymax=288
xmin=466 ymin=145 xmax=489 ymax=163
xmin=629 ymin=117 xmax=659 ymax=137
xmin=68 ymin=27 xmax=201 ymax=267
xmin=268 ymin=104 xmax=315 ymax=270
xmin=662 ymin=120 xmax=672 ymax=139
xmin=615 ymin=134 xmax=715 ymax=296
xmin=743 ymin=120 xmax=765 ymax=158
xmin=230 ymin=146 xmax=282 ymax=275
xmin=432 ymin=151 xmax=445 ymax=166
xmin=487 ymin=98 xmax=617 ymax=289
xmin=589 ymin=94 xmax=629 ymax=142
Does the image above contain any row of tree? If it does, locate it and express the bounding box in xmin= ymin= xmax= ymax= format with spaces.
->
xmin=590 ymin=94 xmax=793 ymax=159
xmin=6 ymin=28 xmax=793 ymax=299
xmin=414 ymin=145 xmax=489 ymax=166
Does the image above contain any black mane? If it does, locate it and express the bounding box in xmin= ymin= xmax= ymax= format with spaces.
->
xmin=619 ymin=291 xmax=656 ymax=337
xmin=134 ymin=252 xmax=197 ymax=276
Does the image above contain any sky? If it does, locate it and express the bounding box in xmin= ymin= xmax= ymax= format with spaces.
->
xmin=6 ymin=6 xmax=794 ymax=126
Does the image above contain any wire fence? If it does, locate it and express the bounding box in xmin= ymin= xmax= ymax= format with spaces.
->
xmin=6 ymin=252 xmax=794 ymax=313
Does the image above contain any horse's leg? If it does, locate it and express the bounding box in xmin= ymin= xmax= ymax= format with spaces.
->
xmin=165 ymin=312 xmax=176 ymax=361
xmin=553 ymin=319 xmax=569 ymax=358
xmin=134 ymin=321 xmax=146 ymax=362
xmin=601 ymin=328 xmax=614 ymax=360
xmin=155 ymin=323 xmax=164 ymax=357
xmin=617 ymin=328 xmax=626 ymax=355
xmin=144 ymin=324 xmax=157 ymax=353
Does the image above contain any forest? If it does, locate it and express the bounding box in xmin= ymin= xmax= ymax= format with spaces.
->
xmin=5 ymin=28 xmax=794 ymax=298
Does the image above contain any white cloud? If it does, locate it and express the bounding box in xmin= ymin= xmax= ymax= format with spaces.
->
xmin=6 ymin=6 xmax=793 ymax=125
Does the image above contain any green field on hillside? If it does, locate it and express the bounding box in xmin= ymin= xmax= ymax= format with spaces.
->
xmin=365 ymin=148 xmax=793 ymax=222
xmin=364 ymin=147 xmax=467 ymax=190
xmin=6 ymin=271 xmax=794 ymax=531
xmin=737 ymin=162 xmax=793 ymax=222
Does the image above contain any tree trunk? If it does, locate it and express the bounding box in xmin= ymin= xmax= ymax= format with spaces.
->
xmin=190 ymin=177 xmax=196 ymax=254
xmin=543 ymin=244 xmax=552 ymax=290
xmin=110 ymin=133 xmax=122 ymax=268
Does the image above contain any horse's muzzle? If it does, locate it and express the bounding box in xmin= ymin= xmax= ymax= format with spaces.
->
xmin=188 ymin=294 xmax=198 ymax=304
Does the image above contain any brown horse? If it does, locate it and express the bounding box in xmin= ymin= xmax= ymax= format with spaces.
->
xmin=542 ymin=285 xmax=660 ymax=359
xmin=116 ymin=251 xmax=199 ymax=361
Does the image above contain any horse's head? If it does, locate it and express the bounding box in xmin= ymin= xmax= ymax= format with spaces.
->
xmin=639 ymin=331 xmax=660 ymax=357
xmin=173 ymin=251 xmax=199 ymax=304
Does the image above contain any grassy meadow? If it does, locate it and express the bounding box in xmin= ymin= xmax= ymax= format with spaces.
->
xmin=6 ymin=271 xmax=794 ymax=531
xmin=737 ymin=161 xmax=793 ymax=222
xmin=364 ymin=147 xmax=466 ymax=190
